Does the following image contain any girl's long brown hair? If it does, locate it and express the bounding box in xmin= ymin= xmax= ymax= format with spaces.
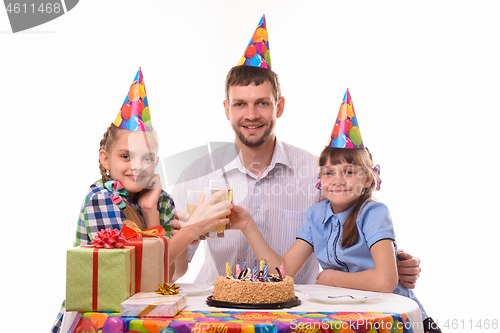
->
xmin=319 ymin=147 xmax=378 ymax=248
xmin=98 ymin=123 xmax=159 ymax=231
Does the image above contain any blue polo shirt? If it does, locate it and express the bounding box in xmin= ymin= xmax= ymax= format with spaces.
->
xmin=296 ymin=200 xmax=396 ymax=272
xmin=296 ymin=199 xmax=428 ymax=320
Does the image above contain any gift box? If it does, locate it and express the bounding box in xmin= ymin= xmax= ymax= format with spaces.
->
xmin=66 ymin=246 xmax=135 ymax=312
xmin=122 ymin=221 xmax=170 ymax=292
xmin=120 ymin=292 xmax=187 ymax=317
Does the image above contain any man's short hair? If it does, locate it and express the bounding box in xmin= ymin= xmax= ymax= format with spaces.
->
xmin=224 ymin=65 xmax=282 ymax=104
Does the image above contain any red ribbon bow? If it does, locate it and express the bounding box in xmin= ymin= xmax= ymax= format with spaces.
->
xmin=91 ymin=228 xmax=127 ymax=248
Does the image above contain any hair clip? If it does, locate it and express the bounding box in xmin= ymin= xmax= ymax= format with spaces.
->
xmin=315 ymin=172 xmax=321 ymax=190
xmin=372 ymin=164 xmax=382 ymax=191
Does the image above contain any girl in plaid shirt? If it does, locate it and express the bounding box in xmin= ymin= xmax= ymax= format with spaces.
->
xmin=78 ymin=68 xmax=232 ymax=276
xmin=51 ymin=69 xmax=230 ymax=333
xmin=76 ymin=122 xmax=231 ymax=253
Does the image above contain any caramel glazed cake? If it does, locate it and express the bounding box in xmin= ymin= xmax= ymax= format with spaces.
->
xmin=212 ymin=268 xmax=295 ymax=304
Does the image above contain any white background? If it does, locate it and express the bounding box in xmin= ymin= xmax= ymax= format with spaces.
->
xmin=1 ymin=1 xmax=499 ymax=332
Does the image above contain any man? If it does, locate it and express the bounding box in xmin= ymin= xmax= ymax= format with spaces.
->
xmin=171 ymin=65 xmax=421 ymax=287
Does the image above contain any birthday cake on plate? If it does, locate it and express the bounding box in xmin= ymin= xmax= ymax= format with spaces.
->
xmin=212 ymin=264 xmax=295 ymax=304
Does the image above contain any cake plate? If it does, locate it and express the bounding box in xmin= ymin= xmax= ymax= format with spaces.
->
xmin=206 ymin=296 xmax=301 ymax=309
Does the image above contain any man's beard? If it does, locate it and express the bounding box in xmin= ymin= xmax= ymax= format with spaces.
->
xmin=233 ymin=119 xmax=275 ymax=148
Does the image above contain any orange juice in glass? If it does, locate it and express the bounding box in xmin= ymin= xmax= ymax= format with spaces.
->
xmin=204 ymin=186 xmax=230 ymax=238
xmin=210 ymin=179 xmax=233 ymax=232
xmin=187 ymin=190 xmax=206 ymax=240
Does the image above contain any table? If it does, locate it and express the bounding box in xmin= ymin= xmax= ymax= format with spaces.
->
xmin=66 ymin=284 xmax=424 ymax=333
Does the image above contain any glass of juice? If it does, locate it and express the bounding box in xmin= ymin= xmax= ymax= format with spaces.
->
xmin=187 ymin=190 xmax=206 ymax=240
xmin=204 ymin=186 xmax=230 ymax=238
xmin=210 ymin=179 xmax=233 ymax=233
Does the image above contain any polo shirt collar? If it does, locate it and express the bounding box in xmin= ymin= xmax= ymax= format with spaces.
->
xmin=322 ymin=200 xmax=357 ymax=225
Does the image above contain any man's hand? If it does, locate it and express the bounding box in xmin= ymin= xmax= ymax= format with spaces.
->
xmin=397 ymin=249 xmax=421 ymax=289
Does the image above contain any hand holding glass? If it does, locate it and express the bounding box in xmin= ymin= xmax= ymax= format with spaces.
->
xmin=210 ymin=179 xmax=233 ymax=232
xmin=186 ymin=190 xmax=206 ymax=240
xmin=185 ymin=189 xmax=231 ymax=236
xmin=204 ymin=187 xmax=231 ymax=238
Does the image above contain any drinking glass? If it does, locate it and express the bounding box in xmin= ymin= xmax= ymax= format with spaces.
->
xmin=204 ymin=187 xmax=230 ymax=238
xmin=210 ymin=179 xmax=233 ymax=232
xmin=187 ymin=190 xmax=206 ymax=240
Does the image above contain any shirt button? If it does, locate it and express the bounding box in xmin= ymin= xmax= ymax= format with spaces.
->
xmin=257 ymin=207 xmax=261 ymax=213
xmin=256 ymin=180 xmax=261 ymax=185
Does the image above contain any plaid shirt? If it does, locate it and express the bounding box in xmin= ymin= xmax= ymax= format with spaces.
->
xmin=74 ymin=179 xmax=175 ymax=246
xmin=51 ymin=180 xmax=175 ymax=333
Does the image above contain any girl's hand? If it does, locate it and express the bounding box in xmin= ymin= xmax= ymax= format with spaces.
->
xmin=228 ymin=205 xmax=255 ymax=231
xmin=315 ymin=269 xmax=337 ymax=287
xmin=183 ymin=211 xmax=230 ymax=236
xmin=170 ymin=211 xmax=200 ymax=244
xmin=187 ymin=190 xmax=231 ymax=224
xmin=137 ymin=174 xmax=162 ymax=211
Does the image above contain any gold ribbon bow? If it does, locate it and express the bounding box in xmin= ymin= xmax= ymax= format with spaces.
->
xmin=122 ymin=220 xmax=165 ymax=238
xmin=156 ymin=283 xmax=180 ymax=295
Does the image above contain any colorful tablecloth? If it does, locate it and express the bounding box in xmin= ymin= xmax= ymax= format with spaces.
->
xmin=73 ymin=310 xmax=416 ymax=333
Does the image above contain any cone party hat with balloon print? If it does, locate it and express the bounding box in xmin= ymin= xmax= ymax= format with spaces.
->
xmin=114 ymin=68 xmax=153 ymax=131
xmin=328 ymin=89 xmax=364 ymax=149
xmin=237 ymin=15 xmax=272 ymax=69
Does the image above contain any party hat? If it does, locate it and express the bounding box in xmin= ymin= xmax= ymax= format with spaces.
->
xmin=327 ymin=89 xmax=364 ymax=149
xmin=114 ymin=68 xmax=153 ymax=131
xmin=237 ymin=15 xmax=271 ymax=69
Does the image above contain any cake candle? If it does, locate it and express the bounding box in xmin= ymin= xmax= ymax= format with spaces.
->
xmin=242 ymin=261 xmax=247 ymax=270
xmin=238 ymin=266 xmax=246 ymax=280
xmin=253 ymin=266 xmax=258 ymax=282
xmin=276 ymin=267 xmax=283 ymax=281
xmin=236 ymin=263 xmax=241 ymax=277
xmin=263 ymin=262 xmax=268 ymax=282
xmin=279 ymin=264 xmax=284 ymax=277
xmin=225 ymin=262 xmax=232 ymax=276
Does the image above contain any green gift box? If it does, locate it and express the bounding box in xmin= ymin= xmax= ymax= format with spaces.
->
xmin=66 ymin=246 xmax=136 ymax=312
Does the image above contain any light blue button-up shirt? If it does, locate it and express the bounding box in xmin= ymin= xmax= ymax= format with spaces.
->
xmin=296 ymin=199 xmax=428 ymax=320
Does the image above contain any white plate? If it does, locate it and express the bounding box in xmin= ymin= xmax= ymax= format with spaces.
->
xmin=295 ymin=284 xmax=382 ymax=304
xmin=176 ymin=283 xmax=214 ymax=296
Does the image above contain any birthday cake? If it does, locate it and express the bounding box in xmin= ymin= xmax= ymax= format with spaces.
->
xmin=212 ymin=268 xmax=295 ymax=304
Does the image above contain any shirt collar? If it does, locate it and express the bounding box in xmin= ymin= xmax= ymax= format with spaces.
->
xmin=222 ymin=138 xmax=293 ymax=177
xmin=271 ymin=139 xmax=292 ymax=170
xmin=220 ymin=142 xmax=241 ymax=173
xmin=322 ymin=200 xmax=357 ymax=225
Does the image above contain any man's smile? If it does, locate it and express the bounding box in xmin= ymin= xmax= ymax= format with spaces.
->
xmin=242 ymin=124 xmax=265 ymax=132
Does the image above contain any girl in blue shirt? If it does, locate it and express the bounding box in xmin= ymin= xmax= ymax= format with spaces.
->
xmin=232 ymin=146 xmax=439 ymax=332
xmin=231 ymin=90 xmax=440 ymax=333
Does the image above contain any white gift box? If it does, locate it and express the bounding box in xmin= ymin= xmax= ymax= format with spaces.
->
xmin=120 ymin=292 xmax=187 ymax=317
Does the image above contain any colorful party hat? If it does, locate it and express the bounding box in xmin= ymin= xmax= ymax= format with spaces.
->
xmin=327 ymin=89 xmax=364 ymax=149
xmin=237 ymin=15 xmax=271 ymax=69
xmin=114 ymin=68 xmax=153 ymax=131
